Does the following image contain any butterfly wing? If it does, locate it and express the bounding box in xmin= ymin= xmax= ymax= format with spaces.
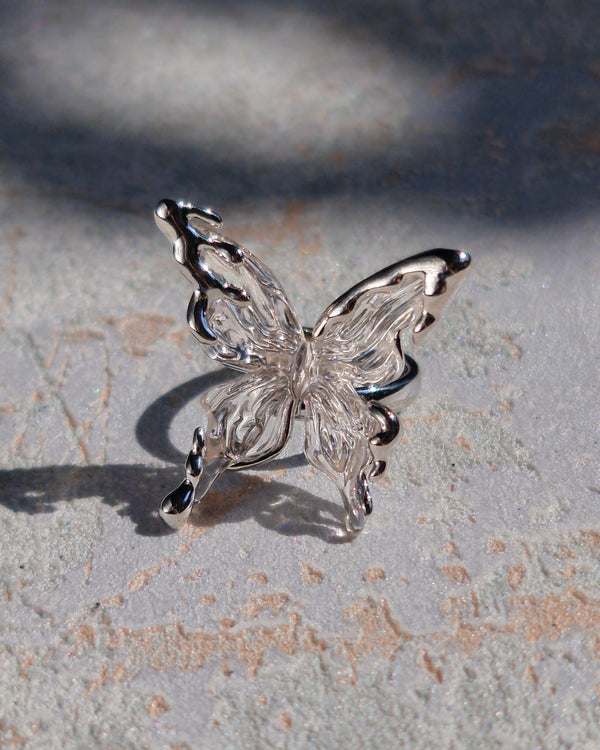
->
xmin=303 ymin=375 xmax=386 ymax=535
xmin=161 ymin=367 xmax=295 ymax=528
xmin=155 ymin=199 xmax=304 ymax=371
xmin=311 ymin=249 xmax=471 ymax=388
xmin=302 ymin=250 xmax=470 ymax=534
xmin=156 ymin=200 xmax=302 ymax=527
xmin=201 ymin=367 xmax=295 ymax=468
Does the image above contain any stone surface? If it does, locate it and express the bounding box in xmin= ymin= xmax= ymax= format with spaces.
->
xmin=1 ymin=2 xmax=600 ymax=748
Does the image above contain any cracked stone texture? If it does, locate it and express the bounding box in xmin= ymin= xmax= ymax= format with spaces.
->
xmin=1 ymin=1 xmax=600 ymax=748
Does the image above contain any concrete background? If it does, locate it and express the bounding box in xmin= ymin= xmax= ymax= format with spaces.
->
xmin=1 ymin=1 xmax=599 ymax=747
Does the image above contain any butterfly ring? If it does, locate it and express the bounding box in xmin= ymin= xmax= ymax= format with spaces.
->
xmin=154 ymin=199 xmax=471 ymax=537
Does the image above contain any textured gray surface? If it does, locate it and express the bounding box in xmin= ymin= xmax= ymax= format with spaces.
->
xmin=1 ymin=2 xmax=600 ymax=748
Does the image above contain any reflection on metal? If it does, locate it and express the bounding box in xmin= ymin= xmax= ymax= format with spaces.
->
xmin=155 ymin=199 xmax=471 ymax=536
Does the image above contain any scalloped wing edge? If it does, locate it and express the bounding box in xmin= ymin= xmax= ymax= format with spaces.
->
xmin=312 ymin=248 xmax=471 ymax=344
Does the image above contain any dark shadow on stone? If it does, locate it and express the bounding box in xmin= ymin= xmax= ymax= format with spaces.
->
xmin=0 ymin=372 xmax=342 ymax=542
xmin=0 ymin=3 xmax=600 ymax=222
xmin=0 ymin=464 xmax=181 ymax=537
xmin=0 ymin=464 xmax=350 ymax=543
xmin=0 ymin=370 xmax=338 ymax=543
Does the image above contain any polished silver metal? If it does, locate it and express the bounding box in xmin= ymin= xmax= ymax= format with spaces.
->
xmin=154 ymin=199 xmax=471 ymax=536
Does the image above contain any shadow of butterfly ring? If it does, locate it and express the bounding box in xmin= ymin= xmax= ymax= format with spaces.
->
xmin=154 ymin=199 xmax=471 ymax=537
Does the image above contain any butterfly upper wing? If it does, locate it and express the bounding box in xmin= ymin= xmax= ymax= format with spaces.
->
xmin=155 ymin=200 xmax=300 ymax=527
xmin=311 ymin=249 xmax=471 ymax=388
xmin=155 ymin=199 xmax=304 ymax=371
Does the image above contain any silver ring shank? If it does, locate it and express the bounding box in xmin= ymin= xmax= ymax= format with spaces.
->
xmin=294 ymin=354 xmax=420 ymax=421
xmin=300 ymin=327 xmax=420 ymax=415
xmin=355 ymin=354 xmax=420 ymax=413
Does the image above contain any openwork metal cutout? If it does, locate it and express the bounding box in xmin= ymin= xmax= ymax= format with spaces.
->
xmin=154 ymin=199 xmax=471 ymax=536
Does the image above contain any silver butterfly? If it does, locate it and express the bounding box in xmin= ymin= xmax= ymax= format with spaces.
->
xmin=155 ymin=199 xmax=471 ymax=536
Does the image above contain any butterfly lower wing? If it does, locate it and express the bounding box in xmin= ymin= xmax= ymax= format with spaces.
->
xmin=201 ymin=367 xmax=295 ymax=466
xmin=156 ymin=199 xmax=304 ymax=371
xmin=303 ymin=376 xmax=386 ymax=535
xmin=311 ymin=249 xmax=471 ymax=388
xmin=161 ymin=368 xmax=295 ymax=528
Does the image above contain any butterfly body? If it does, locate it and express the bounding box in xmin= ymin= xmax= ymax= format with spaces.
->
xmin=155 ymin=199 xmax=471 ymax=537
